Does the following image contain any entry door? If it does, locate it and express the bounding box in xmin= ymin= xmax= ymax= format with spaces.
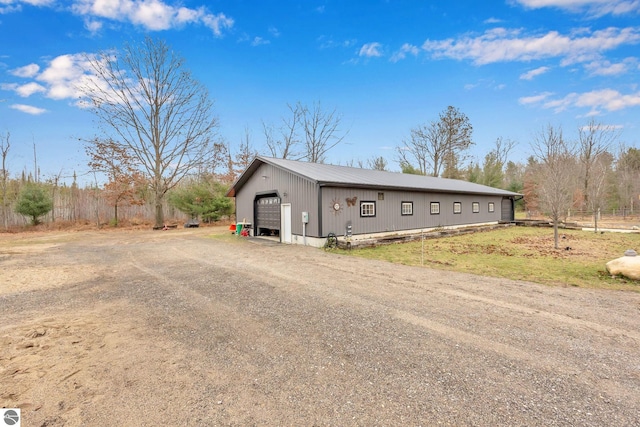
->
xmin=501 ymin=198 xmax=514 ymax=222
xmin=280 ymin=204 xmax=292 ymax=244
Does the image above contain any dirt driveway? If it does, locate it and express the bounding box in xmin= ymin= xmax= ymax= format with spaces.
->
xmin=1 ymin=227 xmax=639 ymax=426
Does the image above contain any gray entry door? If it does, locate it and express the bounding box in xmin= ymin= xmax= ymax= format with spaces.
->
xmin=501 ymin=198 xmax=513 ymax=222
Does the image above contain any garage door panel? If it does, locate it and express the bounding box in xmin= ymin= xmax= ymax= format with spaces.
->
xmin=256 ymin=196 xmax=281 ymax=231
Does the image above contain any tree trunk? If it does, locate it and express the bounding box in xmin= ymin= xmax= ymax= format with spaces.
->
xmin=553 ymin=217 xmax=559 ymax=249
xmin=155 ymin=197 xmax=164 ymax=228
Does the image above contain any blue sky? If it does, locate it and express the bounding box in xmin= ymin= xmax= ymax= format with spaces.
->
xmin=1 ymin=0 xmax=639 ymax=183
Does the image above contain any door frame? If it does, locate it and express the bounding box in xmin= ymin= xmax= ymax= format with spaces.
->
xmin=280 ymin=203 xmax=292 ymax=244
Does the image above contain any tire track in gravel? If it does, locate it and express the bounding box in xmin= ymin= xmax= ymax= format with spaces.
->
xmin=303 ymin=256 xmax=640 ymax=342
xmin=165 ymin=241 xmax=640 ymax=405
xmin=123 ymin=247 xmax=467 ymax=424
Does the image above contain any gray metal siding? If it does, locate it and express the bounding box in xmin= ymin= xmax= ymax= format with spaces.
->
xmin=235 ymin=163 xmax=320 ymax=237
xmin=321 ymin=187 xmax=505 ymax=237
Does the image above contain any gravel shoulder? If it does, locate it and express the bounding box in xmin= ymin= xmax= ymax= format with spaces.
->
xmin=1 ymin=227 xmax=639 ymax=426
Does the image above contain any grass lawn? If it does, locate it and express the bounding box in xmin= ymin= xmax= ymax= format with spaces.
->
xmin=337 ymin=226 xmax=640 ymax=291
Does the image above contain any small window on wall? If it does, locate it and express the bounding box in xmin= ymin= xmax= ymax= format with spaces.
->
xmin=360 ymin=201 xmax=376 ymax=217
xmin=430 ymin=202 xmax=440 ymax=215
xmin=453 ymin=202 xmax=462 ymax=214
xmin=378 ymin=192 xmax=385 ymax=201
xmin=488 ymin=202 xmax=495 ymax=213
xmin=472 ymin=202 xmax=480 ymax=213
xmin=401 ymin=202 xmax=413 ymax=216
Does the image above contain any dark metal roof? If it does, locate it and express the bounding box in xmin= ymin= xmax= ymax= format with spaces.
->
xmin=227 ymin=156 xmax=522 ymax=197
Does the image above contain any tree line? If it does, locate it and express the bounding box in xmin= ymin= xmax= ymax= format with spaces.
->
xmin=1 ymin=37 xmax=639 ymax=236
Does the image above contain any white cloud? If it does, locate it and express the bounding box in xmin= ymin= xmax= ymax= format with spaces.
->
xmin=518 ymin=91 xmax=554 ymax=104
xmin=318 ymin=36 xmax=357 ymax=50
xmin=83 ymin=17 xmax=102 ymax=33
xmin=0 ymin=83 xmax=17 ymax=91
xmin=422 ymin=26 xmax=640 ymax=66
xmin=390 ymin=43 xmax=419 ymax=62
xmin=484 ymin=17 xmax=503 ymax=24
xmin=520 ymin=66 xmax=551 ymax=80
xmin=525 ymin=88 xmax=640 ymax=113
xmin=584 ymin=57 xmax=636 ymax=75
xmin=2 ymin=0 xmax=55 ymax=6
xmin=268 ymin=26 xmax=280 ymax=38
xmin=200 ymin=11 xmax=233 ymax=36
xmin=0 ymin=0 xmax=52 ymax=13
xmin=16 ymin=81 xmax=46 ymax=97
xmin=6 ymin=52 xmax=146 ymax=109
xmin=10 ymin=63 xmax=40 ymax=77
xmin=68 ymin=0 xmax=233 ymax=35
xmin=10 ymin=103 xmax=47 ymax=115
xmin=1 ymin=1 xmax=234 ymax=34
xmin=514 ymin=0 xmax=640 ymax=16
xmin=359 ymin=42 xmax=383 ymax=58
xmin=573 ymin=88 xmax=640 ymax=111
xmin=251 ymin=36 xmax=269 ymax=46
xmin=578 ymin=122 xmax=623 ymax=131
xmin=36 ymin=53 xmax=94 ymax=100
xmin=21 ymin=0 xmax=54 ymax=5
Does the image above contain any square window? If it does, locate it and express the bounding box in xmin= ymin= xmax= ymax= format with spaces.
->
xmin=430 ymin=202 xmax=440 ymax=215
xmin=472 ymin=202 xmax=480 ymax=213
xmin=401 ymin=202 xmax=413 ymax=216
xmin=360 ymin=201 xmax=376 ymax=217
xmin=453 ymin=202 xmax=462 ymax=214
xmin=378 ymin=192 xmax=385 ymax=201
xmin=488 ymin=202 xmax=495 ymax=213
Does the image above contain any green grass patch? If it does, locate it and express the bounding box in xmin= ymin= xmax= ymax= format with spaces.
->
xmin=338 ymin=226 xmax=640 ymax=291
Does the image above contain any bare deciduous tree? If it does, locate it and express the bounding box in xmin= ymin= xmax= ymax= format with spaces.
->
xmin=220 ymin=128 xmax=259 ymax=184
xmin=300 ymin=101 xmax=347 ymax=163
xmin=578 ymin=120 xmax=617 ymax=204
xmin=396 ymin=124 xmax=436 ymax=175
xmin=585 ymin=152 xmax=614 ymax=232
xmin=614 ymin=145 xmax=640 ymax=216
xmin=1 ymin=131 xmax=10 ymax=230
xmin=236 ymin=127 xmax=259 ymax=172
xmin=263 ymin=101 xmax=347 ymax=163
xmin=397 ymin=106 xmax=473 ymax=177
xmin=530 ymin=124 xmax=578 ymax=249
xmin=367 ymin=156 xmax=388 ymax=171
xmin=577 ymin=120 xmax=618 ymax=230
xmin=79 ymin=37 xmax=219 ymax=228
xmin=263 ymin=103 xmax=303 ymax=160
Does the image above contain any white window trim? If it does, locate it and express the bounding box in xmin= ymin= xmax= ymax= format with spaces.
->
xmin=360 ymin=201 xmax=376 ymax=217
xmin=401 ymin=202 xmax=413 ymax=216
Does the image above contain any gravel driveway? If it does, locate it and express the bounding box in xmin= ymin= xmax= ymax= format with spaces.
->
xmin=1 ymin=227 xmax=639 ymax=426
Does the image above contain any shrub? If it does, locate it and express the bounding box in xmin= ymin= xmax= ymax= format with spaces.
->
xmin=14 ymin=184 xmax=53 ymax=225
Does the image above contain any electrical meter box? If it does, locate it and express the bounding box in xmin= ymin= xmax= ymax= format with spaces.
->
xmin=302 ymin=212 xmax=309 ymax=224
